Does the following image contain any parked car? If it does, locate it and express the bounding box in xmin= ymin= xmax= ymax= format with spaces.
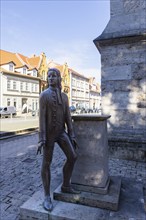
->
xmin=0 ymin=106 xmax=16 ymax=118
xmin=80 ymin=107 xmax=87 ymax=113
xmin=69 ymin=106 xmax=76 ymax=113
xmin=76 ymin=107 xmax=87 ymax=114
xmin=93 ymin=108 xmax=99 ymax=113
xmin=87 ymin=108 xmax=93 ymax=113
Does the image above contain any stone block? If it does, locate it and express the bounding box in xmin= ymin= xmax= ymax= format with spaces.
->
xmin=54 ymin=176 xmax=121 ymax=211
xmin=20 ymin=191 xmax=110 ymax=220
xmin=102 ymin=65 xmax=131 ymax=81
xmin=71 ymin=177 xmax=110 ymax=195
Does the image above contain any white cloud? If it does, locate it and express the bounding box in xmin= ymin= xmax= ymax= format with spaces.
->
xmin=46 ymin=39 xmax=101 ymax=83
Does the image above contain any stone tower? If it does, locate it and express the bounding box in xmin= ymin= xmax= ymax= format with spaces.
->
xmin=94 ymin=0 xmax=146 ymax=161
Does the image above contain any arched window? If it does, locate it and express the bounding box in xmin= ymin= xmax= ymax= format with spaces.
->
xmin=42 ymin=71 xmax=46 ymax=80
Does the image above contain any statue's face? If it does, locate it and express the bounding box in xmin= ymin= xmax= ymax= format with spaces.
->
xmin=48 ymin=70 xmax=58 ymax=87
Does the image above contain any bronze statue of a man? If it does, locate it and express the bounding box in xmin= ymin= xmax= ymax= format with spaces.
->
xmin=37 ymin=68 xmax=79 ymax=211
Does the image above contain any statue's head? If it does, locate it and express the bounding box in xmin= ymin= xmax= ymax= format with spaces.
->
xmin=47 ymin=68 xmax=61 ymax=89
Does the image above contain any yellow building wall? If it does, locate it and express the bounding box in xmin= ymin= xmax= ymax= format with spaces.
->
xmin=38 ymin=53 xmax=48 ymax=91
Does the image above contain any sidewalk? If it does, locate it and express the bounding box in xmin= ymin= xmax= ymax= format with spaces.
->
xmin=0 ymin=133 xmax=146 ymax=220
xmin=0 ymin=116 xmax=38 ymax=139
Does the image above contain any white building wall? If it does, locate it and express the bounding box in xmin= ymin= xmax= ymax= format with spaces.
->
xmin=70 ymin=72 xmax=90 ymax=108
xmin=0 ymin=72 xmax=40 ymax=114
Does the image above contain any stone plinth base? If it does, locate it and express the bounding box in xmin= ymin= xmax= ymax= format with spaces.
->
xmin=20 ymin=195 xmax=109 ymax=220
xmin=54 ymin=176 xmax=121 ymax=211
xmin=20 ymin=178 xmax=145 ymax=220
xmin=72 ymin=177 xmax=110 ymax=195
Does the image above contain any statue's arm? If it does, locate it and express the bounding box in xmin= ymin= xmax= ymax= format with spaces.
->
xmin=64 ymin=96 xmax=79 ymax=149
xmin=65 ymin=95 xmax=75 ymax=139
xmin=38 ymin=93 xmax=47 ymax=146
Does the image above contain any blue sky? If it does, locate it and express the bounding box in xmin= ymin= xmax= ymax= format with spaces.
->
xmin=1 ymin=0 xmax=110 ymax=83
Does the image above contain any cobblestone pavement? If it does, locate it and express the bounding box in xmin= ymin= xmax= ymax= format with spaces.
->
xmin=0 ymin=133 xmax=146 ymax=220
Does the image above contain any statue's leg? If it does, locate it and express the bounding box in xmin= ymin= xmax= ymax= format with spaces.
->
xmin=41 ymin=144 xmax=54 ymax=211
xmin=57 ymin=132 xmax=78 ymax=192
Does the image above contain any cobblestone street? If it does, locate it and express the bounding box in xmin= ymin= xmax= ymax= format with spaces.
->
xmin=0 ymin=133 xmax=146 ymax=220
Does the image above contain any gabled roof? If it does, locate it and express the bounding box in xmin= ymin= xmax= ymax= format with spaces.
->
xmin=27 ymin=56 xmax=41 ymax=69
xmin=15 ymin=64 xmax=29 ymax=69
xmin=16 ymin=53 xmax=41 ymax=69
xmin=0 ymin=49 xmax=42 ymax=70
xmin=28 ymin=67 xmax=38 ymax=71
xmin=0 ymin=50 xmax=23 ymax=68
xmin=1 ymin=61 xmax=16 ymax=66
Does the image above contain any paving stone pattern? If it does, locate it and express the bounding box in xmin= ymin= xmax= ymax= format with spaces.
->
xmin=0 ymin=133 xmax=146 ymax=220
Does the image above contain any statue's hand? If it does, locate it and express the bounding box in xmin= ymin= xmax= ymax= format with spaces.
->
xmin=37 ymin=142 xmax=45 ymax=155
xmin=70 ymin=137 xmax=79 ymax=150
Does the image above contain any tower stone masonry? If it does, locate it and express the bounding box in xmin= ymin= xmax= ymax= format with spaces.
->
xmin=94 ymin=0 xmax=146 ymax=162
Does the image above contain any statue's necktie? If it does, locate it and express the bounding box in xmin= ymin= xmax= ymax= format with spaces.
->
xmin=55 ymin=89 xmax=62 ymax=105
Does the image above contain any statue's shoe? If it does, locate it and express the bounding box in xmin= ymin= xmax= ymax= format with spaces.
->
xmin=43 ymin=196 xmax=53 ymax=211
xmin=61 ymin=185 xmax=80 ymax=194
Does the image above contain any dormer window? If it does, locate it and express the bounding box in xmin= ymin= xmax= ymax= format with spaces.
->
xmin=9 ymin=63 xmax=14 ymax=72
xmin=33 ymin=70 xmax=37 ymax=77
xmin=23 ymin=68 xmax=27 ymax=74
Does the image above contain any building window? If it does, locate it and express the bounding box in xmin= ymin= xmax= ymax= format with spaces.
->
xmin=33 ymin=70 xmax=37 ymax=77
xmin=35 ymin=84 xmax=38 ymax=92
xmin=7 ymin=98 xmax=10 ymax=106
xmin=36 ymin=101 xmax=38 ymax=110
xmin=72 ymin=79 xmax=76 ymax=87
xmin=13 ymin=81 xmax=17 ymax=90
xmin=20 ymin=82 xmax=23 ymax=91
xmin=7 ymin=80 xmax=11 ymax=90
xmin=9 ymin=64 xmax=13 ymax=72
xmin=31 ymin=84 xmax=34 ymax=92
xmin=14 ymin=98 xmax=16 ymax=107
xmin=32 ymin=100 xmax=35 ymax=110
xmin=86 ymin=92 xmax=89 ymax=98
xmin=81 ymin=82 xmax=84 ymax=89
xmin=72 ymin=90 xmax=76 ymax=97
xmin=42 ymin=70 xmax=46 ymax=80
xmin=23 ymin=68 xmax=27 ymax=74
xmin=26 ymin=82 xmax=29 ymax=91
xmin=86 ymin=83 xmax=89 ymax=89
xmin=77 ymin=81 xmax=80 ymax=88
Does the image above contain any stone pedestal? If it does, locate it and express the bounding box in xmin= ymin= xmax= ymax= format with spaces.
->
xmin=54 ymin=114 xmax=121 ymax=211
xmin=71 ymin=114 xmax=110 ymax=193
xmin=19 ymin=115 xmax=121 ymax=220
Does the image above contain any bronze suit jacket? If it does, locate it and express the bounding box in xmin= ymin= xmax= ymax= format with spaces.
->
xmin=39 ymin=87 xmax=75 ymax=145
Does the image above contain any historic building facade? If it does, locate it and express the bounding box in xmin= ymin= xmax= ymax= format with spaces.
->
xmin=0 ymin=49 xmax=47 ymax=114
xmin=0 ymin=49 xmax=101 ymax=115
xmin=0 ymin=67 xmax=40 ymax=115
xmin=89 ymin=77 xmax=101 ymax=110
xmin=69 ymin=68 xmax=90 ymax=108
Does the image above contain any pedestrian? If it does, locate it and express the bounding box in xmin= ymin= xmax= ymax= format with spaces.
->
xmin=37 ymin=68 xmax=79 ymax=211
